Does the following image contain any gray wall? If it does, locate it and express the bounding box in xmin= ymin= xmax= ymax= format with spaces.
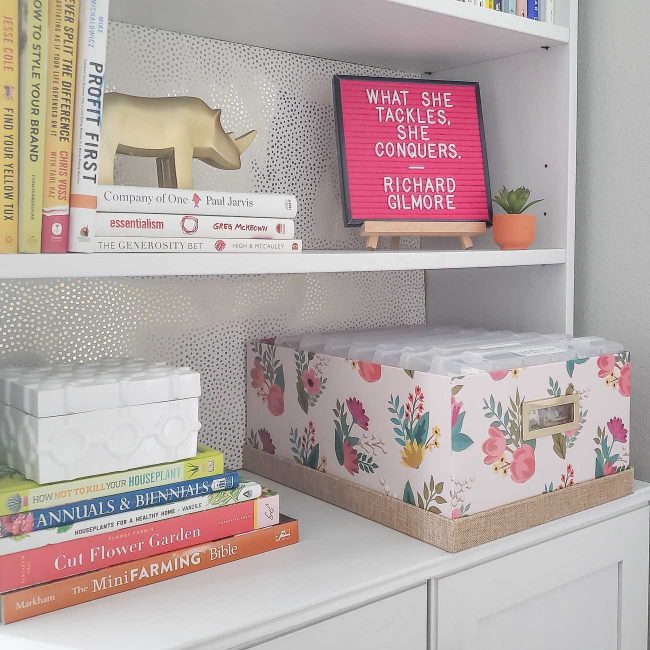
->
xmin=576 ymin=0 xmax=650 ymax=479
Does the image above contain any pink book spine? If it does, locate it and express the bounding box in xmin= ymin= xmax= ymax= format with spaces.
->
xmin=515 ymin=0 xmax=527 ymax=15
xmin=0 ymin=499 xmax=255 ymax=592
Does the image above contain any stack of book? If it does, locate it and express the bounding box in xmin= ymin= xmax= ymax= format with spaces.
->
xmin=0 ymin=453 xmax=298 ymax=623
xmin=458 ymin=0 xmax=554 ymax=22
xmin=0 ymin=359 xmax=298 ymax=623
xmin=91 ymin=185 xmax=302 ymax=254
xmin=3 ymin=0 xmax=300 ymax=255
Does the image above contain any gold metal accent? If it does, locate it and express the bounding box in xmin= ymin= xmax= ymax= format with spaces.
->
xmin=521 ymin=393 xmax=580 ymax=441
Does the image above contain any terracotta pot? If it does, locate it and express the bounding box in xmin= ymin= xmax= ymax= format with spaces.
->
xmin=492 ymin=213 xmax=536 ymax=250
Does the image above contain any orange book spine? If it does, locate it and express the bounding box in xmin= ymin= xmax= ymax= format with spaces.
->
xmin=0 ymin=517 xmax=298 ymax=623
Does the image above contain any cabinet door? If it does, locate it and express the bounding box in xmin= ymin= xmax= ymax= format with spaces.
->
xmin=254 ymin=584 xmax=427 ymax=650
xmin=435 ymin=507 xmax=649 ymax=650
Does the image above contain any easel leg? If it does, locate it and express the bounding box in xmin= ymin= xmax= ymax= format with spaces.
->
xmin=365 ymin=235 xmax=380 ymax=250
xmin=459 ymin=236 xmax=474 ymax=250
xmin=389 ymin=237 xmax=400 ymax=250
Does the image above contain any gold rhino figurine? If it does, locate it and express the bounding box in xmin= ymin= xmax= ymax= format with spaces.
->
xmin=98 ymin=93 xmax=257 ymax=189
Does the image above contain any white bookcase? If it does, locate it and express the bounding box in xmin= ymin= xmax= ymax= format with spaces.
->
xmin=1 ymin=2 xmax=647 ymax=649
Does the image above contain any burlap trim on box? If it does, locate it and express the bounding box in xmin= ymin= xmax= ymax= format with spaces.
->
xmin=243 ymin=446 xmax=634 ymax=552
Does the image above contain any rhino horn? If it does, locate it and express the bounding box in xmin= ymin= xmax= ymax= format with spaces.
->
xmin=232 ymin=130 xmax=256 ymax=154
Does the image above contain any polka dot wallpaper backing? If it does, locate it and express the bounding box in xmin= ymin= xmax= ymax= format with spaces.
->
xmin=0 ymin=21 xmax=425 ymax=468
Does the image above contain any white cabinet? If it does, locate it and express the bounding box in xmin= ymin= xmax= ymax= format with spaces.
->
xmin=253 ymin=585 xmax=427 ymax=650
xmin=435 ymin=507 xmax=649 ymax=650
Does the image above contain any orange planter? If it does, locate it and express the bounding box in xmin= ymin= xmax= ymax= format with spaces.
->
xmin=492 ymin=213 xmax=536 ymax=250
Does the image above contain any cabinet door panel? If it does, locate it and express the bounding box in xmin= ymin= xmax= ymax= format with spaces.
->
xmin=255 ymin=584 xmax=427 ymax=650
xmin=435 ymin=507 xmax=649 ymax=650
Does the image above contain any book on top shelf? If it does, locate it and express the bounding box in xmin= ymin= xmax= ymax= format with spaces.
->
xmin=41 ymin=0 xmax=80 ymax=253
xmin=0 ymin=0 xmax=19 ymax=253
xmin=68 ymin=0 xmax=110 ymax=253
xmin=18 ymin=0 xmax=48 ymax=253
xmin=94 ymin=237 xmax=303 ymax=253
xmin=0 ymin=517 xmax=299 ymax=624
xmin=97 ymin=185 xmax=298 ymax=219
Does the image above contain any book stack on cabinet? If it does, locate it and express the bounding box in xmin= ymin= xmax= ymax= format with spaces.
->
xmin=0 ymin=358 xmax=298 ymax=624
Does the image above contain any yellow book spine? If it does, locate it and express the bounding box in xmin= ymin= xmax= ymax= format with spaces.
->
xmin=18 ymin=0 xmax=47 ymax=253
xmin=41 ymin=0 xmax=78 ymax=253
xmin=0 ymin=1 xmax=19 ymax=253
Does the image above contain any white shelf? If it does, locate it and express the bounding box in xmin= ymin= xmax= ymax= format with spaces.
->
xmin=0 ymin=249 xmax=565 ymax=279
xmin=110 ymin=0 xmax=570 ymax=73
xmin=2 ymin=477 xmax=649 ymax=650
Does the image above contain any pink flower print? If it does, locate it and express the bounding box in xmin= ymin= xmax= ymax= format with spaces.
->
xmin=1 ymin=512 xmax=34 ymax=536
xmin=357 ymin=361 xmax=382 ymax=383
xmin=451 ymin=396 xmax=463 ymax=428
xmin=597 ymin=354 xmax=616 ymax=378
xmin=603 ymin=462 xmax=617 ymax=476
xmin=258 ymin=428 xmax=276 ymax=454
xmin=266 ymin=384 xmax=284 ymax=416
xmin=343 ymin=439 xmax=359 ymax=475
xmin=607 ymin=417 xmax=628 ymax=443
xmin=489 ymin=369 xmax=509 ymax=381
xmin=482 ymin=426 xmax=506 ymax=465
xmin=346 ymin=397 xmax=369 ymax=431
xmin=451 ymin=508 xmax=461 ymax=520
xmin=618 ymin=363 xmax=631 ymax=397
xmin=301 ymin=368 xmax=321 ymax=396
xmin=510 ymin=445 xmax=536 ymax=483
xmin=250 ymin=358 xmax=265 ymax=390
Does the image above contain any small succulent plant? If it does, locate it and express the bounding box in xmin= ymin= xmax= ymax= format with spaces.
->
xmin=492 ymin=186 xmax=543 ymax=214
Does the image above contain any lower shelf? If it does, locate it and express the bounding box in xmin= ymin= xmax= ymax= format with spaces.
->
xmin=0 ymin=248 xmax=566 ymax=279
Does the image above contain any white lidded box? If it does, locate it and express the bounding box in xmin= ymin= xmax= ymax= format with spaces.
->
xmin=247 ymin=327 xmax=630 ymax=518
xmin=0 ymin=359 xmax=201 ymax=483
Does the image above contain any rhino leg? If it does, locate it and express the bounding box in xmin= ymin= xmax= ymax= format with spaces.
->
xmin=156 ymin=156 xmax=177 ymax=188
xmin=173 ymin=145 xmax=194 ymax=189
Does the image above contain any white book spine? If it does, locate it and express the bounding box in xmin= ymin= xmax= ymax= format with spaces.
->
xmin=68 ymin=0 xmax=110 ymax=253
xmin=94 ymin=237 xmax=303 ymax=253
xmin=95 ymin=213 xmax=295 ymax=239
xmin=544 ymin=0 xmax=554 ymax=23
xmin=0 ymin=482 xmax=263 ymax=557
xmin=97 ymin=185 xmax=298 ymax=219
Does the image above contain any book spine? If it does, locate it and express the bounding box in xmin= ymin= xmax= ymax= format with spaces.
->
xmin=1 ymin=518 xmax=299 ymax=623
xmin=96 ymin=185 xmax=298 ymax=219
xmin=41 ymin=0 xmax=79 ymax=252
xmin=515 ymin=0 xmax=526 ymax=16
xmin=94 ymin=237 xmax=303 ymax=253
xmin=544 ymin=0 xmax=553 ymax=23
xmin=486 ymin=0 xmax=493 ymax=8
xmin=2 ymin=472 xmax=239 ymax=533
xmin=68 ymin=0 xmax=109 ymax=252
xmin=0 ymin=481 xmax=264 ymax=556
xmin=0 ymin=1 xmax=19 ymax=253
xmin=18 ymin=0 xmax=47 ymax=252
xmin=95 ymin=213 xmax=296 ymax=239
xmin=526 ymin=0 xmax=538 ymax=18
xmin=507 ymin=0 xmax=516 ymax=13
xmin=0 ymin=446 xmax=225 ymax=517
xmin=0 ymin=497 xmax=276 ymax=591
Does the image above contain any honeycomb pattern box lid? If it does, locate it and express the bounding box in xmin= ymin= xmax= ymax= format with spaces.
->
xmin=0 ymin=358 xmax=201 ymax=417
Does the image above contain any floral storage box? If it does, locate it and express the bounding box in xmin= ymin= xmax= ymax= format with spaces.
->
xmin=246 ymin=331 xmax=630 ymax=519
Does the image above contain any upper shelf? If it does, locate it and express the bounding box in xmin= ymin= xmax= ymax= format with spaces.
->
xmin=0 ymin=249 xmax=565 ymax=279
xmin=109 ymin=0 xmax=571 ymax=74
